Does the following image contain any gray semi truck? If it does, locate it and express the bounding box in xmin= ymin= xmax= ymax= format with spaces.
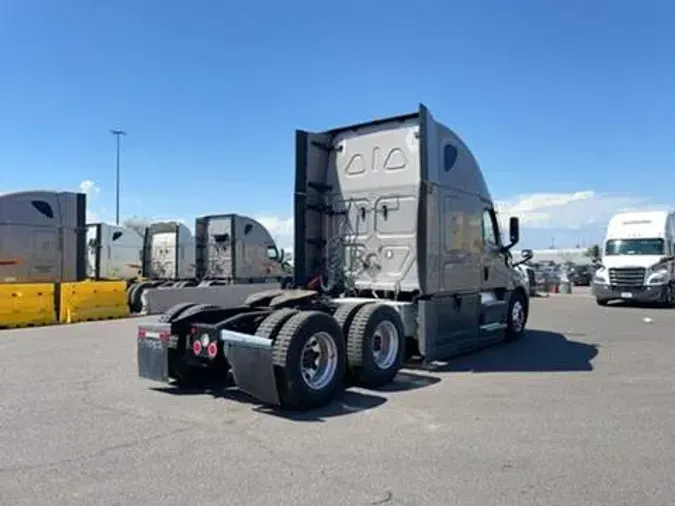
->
xmin=87 ymin=222 xmax=144 ymax=282
xmin=136 ymin=104 xmax=533 ymax=411
xmin=0 ymin=190 xmax=163 ymax=290
xmin=0 ymin=190 xmax=88 ymax=284
xmin=0 ymin=190 xmax=289 ymax=308
xmin=127 ymin=214 xmax=293 ymax=313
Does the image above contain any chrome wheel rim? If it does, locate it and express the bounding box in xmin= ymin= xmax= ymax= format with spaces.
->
xmin=300 ymin=331 xmax=338 ymax=390
xmin=372 ymin=320 xmax=400 ymax=370
xmin=511 ymin=300 xmax=526 ymax=333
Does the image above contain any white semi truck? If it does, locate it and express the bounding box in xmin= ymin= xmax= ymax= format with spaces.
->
xmin=591 ymin=211 xmax=675 ymax=306
xmin=136 ymin=104 xmax=533 ymax=410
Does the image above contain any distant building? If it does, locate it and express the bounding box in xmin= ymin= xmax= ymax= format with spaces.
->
xmin=513 ymin=248 xmax=591 ymax=266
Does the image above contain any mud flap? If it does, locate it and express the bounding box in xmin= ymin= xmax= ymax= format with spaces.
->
xmin=137 ymin=336 xmax=170 ymax=382
xmin=220 ymin=329 xmax=280 ymax=406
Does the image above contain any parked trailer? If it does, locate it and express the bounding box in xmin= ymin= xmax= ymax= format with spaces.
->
xmin=0 ymin=190 xmax=87 ymax=283
xmin=136 ymin=104 xmax=533 ymax=410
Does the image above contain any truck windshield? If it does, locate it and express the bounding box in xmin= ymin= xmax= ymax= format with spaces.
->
xmin=604 ymin=238 xmax=664 ymax=256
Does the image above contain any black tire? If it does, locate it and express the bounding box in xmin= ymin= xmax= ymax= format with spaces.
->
xmin=333 ymin=303 xmax=372 ymax=337
xmin=126 ymin=283 xmax=136 ymax=309
xmin=661 ymin=283 xmax=674 ymax=308
xmin=129 ymin=281 xmax=151 ymax=313
xmin=332 ymin=303 xmax=372 ymax=384
xmin=346 ymin=303 xmax=405 ymax=388
xmin=159 ymin=302 xmax=197 ymax=323
xmin=272 ymin=311 xmax=346 ymax=410
xmin=505 ymin=290 xmax=528 ymax=342
xmin=596 ymin=298 xmax=608 ymax=306
xmin=255 ymin=308 xmax=300 ymax=340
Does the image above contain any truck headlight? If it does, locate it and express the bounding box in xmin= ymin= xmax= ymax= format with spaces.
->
xmin=647 ymin=268 xmax=668 ymax=285
xmin=594 ymin=269 xmax=608 ymax=284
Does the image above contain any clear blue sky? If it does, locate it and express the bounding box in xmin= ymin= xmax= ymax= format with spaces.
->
xmin=1 ymin=0 xmax=674 ymax=247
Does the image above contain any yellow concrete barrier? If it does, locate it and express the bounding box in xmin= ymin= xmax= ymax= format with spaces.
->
xmin=0 ymin=283 xmax=57 ymax=328
xmin=59 ymin=280 xmax=130 ymax=323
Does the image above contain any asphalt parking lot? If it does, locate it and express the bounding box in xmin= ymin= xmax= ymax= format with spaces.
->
xmin=1 ymin=293 xmax=674 ymax=506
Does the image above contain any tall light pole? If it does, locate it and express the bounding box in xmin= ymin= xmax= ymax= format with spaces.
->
xmin=110 ymin=129 xmax=127 ymax=225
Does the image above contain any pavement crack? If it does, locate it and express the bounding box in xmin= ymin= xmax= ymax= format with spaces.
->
xmin=0 ymin=426 xmax=190 ymax=474
xmin=230 ymin=429 xmax=414 ymax=506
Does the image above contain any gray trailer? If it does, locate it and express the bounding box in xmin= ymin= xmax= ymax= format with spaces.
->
xmin=136 ymin=104 xmax=533 ymax=410
xmin=0 ymin=191 xmax=87 ymax=283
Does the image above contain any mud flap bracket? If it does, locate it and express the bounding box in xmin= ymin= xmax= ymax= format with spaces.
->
xmin=220 ymin=330 xmax=280 ymax=406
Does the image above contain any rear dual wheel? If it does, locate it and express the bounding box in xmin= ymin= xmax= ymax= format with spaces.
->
xmin=257 ymin=302 xmax=405 ymax=410
xmin=344 ymin=303 xmax=405 ymax=388
xmin=264 ymin=310 xmax=346 ymax=410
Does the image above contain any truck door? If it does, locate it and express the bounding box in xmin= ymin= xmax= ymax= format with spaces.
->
xmin=480 ymin=207 xmax=510 ymax=330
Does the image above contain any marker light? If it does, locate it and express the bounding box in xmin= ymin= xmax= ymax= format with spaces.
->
xmin=206 ymin=342 xmax=218 ymax=359
xmin=192 ymin=340 xmax=202 ymax=356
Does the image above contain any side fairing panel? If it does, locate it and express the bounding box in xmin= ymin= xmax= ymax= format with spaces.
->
xmin=234 ymin=216 xmax=285 ymax=280
xmin=293 ymin=130 xmax=331 ymax=284
xmin=424 ymin=107 xmax=490 ymax=296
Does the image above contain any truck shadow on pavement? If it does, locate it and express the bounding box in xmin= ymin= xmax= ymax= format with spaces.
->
xmin=407 ymin=330 xmax=598 ymax=373
xmin=151 ymin=371 xmax=440 ymax=422
xmin=150 ymin=329 xmax=592 ymax=420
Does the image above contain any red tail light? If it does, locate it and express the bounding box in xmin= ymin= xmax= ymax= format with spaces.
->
xmin=206 ymin=342 xmax=218 ymax=359
xmin=137 ymin=328 xmax=146 ymax=339
xmin=192 ymin=340 xmax=202 ymax=356
xmin=158 ymin=331 xmax=170 ymax=342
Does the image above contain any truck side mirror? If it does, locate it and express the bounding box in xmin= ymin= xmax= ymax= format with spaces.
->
xmin=279 ymin=248 xmax=285 ymax=262
xmin=512 ymin=248 xmax=533 ymax=267
xmin=590 ymin=244 xmax=600 ymax=259
xmin=266 ymin=245 xmax=279 ymax=260
xmin=508 ymin=217 xmax=519 ymax=247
